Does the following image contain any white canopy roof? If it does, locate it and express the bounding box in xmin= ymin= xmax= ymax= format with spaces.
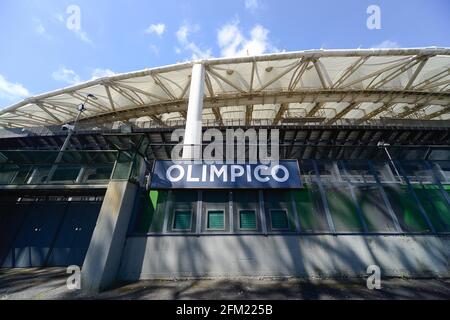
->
xmin=1 ymin=48 xmax=449 ymax=128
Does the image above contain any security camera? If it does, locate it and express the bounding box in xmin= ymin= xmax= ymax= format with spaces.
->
xmin=78 ymin=104 xmax=86 ymax=112
xmin=61 ymin=124 xmax=75 ymax=131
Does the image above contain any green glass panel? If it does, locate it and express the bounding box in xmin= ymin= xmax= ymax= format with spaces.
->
xmin=133 ymin=190 xmax=168 ymax=233
xmin=148 ymin=191 xmax=168 ymax=232
xmin=413 ymin=185 xmax=450 ymax=233
xmin=207 ymin=210 xmax=225 ymax=230
xmin=292 ymin=188 xmax=329 ymax=232
xmin=271 ymin=210 xmax=289 ymax=229
xmin=264 ymin=191 xmax=296 ymax=231
xmin=173 ymin=211 xmax=192 ymax=230
xmin=384 ymin=185 xmax=430 ymax=232
xmin=239 ymin=210 xmax=256 ymax=230
xmin=325 ymin=187 xmax=364 ymax=232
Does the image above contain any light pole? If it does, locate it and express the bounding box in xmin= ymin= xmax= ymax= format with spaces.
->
xmin=45 ymin=93 xmax=97 ymax=183
xmin=377 ymin=141 xmax=403 ymax=183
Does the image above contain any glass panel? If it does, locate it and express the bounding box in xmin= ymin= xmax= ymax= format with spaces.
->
xmin=28 ymin=166 xmax=51 ymax=184
xmin=271 ymin=209 xmax=289 ymax=229
xmin=412 ymin=184 xmax=450 ymax=233
xmin=400 ymin=161 xmax=433 ymax=184
xmin=207 ymin=210 xmax=225 ymax=230
xmin=111 ymin=151 xmax=134 ymax=180
xmin=173 ymin=211 xmax=192 ymax=230
xmin=353 ymin=185 xmax=397 ymax=232
xmin=202 ymin=190 xmax=228 ymax=232
xmin=315 ymin=161 xmax=341 ymax=183
xmin=264 ymin=190 xmax=296 ymax=231
xmin=372 ymin=161 xmax=400 ymax=183
xmin=84 ymin=165 xmax=113 ymax=182
xmin=341 ymin=161 xmax=376 ymax=184
xmin=239 ymin=210 xmax=257 ymax=230
xmin=325 ymin=186 xmax=364 ymax=232
xmin=292 ymin=187 xmax=329 ymax=232
xmin=432 ymin=161 xmax=450 ymax=183
xmin=132 ymin=190 xmax=168 ymax=233
xmin=383 ymin=185 xmax=431 ymax=232
xmin=0 ymin=150 xmax=118 ymax=185
xmin=50 ymin=166 xmax=81 ymax=183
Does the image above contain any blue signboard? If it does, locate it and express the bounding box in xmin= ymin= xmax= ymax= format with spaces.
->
xmin=150 ymin=160 xmax=302 ymax=189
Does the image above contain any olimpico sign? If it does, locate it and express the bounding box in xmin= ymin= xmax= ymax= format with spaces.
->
xmin=150 ymin=128 xmax=302 ymax=189
xmin=150 ymin=160 xmax=302 ymax=189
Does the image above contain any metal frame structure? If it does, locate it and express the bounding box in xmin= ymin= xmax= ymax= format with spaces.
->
xmin=1 ymin=48 xmax=449 ymax=129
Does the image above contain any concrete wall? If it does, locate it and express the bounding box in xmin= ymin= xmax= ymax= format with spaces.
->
xmin=118 ymin=235 xmax=450 ymax=280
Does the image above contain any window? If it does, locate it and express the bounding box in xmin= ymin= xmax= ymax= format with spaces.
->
xmin=207 ymin=210 xmax=225 ymax=230
xmin=239 ymin=210 xmax=257 ymax=230
xmin=173 ymin=210 xmax=192 ymax=230
xmin=270 ymin=209 xmax=289 ymax=230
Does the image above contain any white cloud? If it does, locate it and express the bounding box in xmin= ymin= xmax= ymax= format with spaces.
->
xmin=371 ymin=40 xmax=400 ymax=49
xmin=0 ymin=75 xmax=30 ymax=102
xmin=145 ymin=23 xmax=166 ymax=36
xmin=52 ymin=67 xmax=81 ymax=85
xmin=52 ymin=67 xmax=116 ymax=84
xmin=35 ymin=22 xmax=46 ymax=35
xmin=149 ymin=44 xmax=160 ymax=55
xmin=54 ymin=13 xmax=64 ymax=23
xmin=74 ymin=29 xmax=94 ymax=46
xmin=245 ymin=0 xmax=260 ymax=11
xmin=175 ymin=23 xmax=212 ymax=59
xmin=176 ymin=23 xmax=199 ymax=44
xmin=90 ymin=68 xmax=116 ymax=80
xmin=217 ymin=20 xmax=277 ymax=57
xmin=33 ymin=19 xmax=52 ymax=39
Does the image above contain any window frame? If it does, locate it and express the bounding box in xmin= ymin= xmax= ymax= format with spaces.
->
xmin=206 ymin=209 xmax=226 ymax=231
xmin=172 ymin=209 xmax=193 ymax=231
xmin=238 ymin=209 xmax=258 ymax=231
xmin=269 ymin=208 xmax=290 ymax=231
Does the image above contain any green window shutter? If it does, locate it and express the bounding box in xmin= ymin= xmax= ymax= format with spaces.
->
xmin=207 ymin=210 xmax=225 ymax=230
xmin=239 ymin=210 xmax=257 ymax=230
xmin=173 ymin=211 xmax=192 ymax=230
xmin=271 ymin=209 xmax=289 ymax=229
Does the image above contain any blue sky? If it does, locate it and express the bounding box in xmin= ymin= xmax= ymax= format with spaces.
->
xmin=0 ymin=0 xmax=449 ymax=109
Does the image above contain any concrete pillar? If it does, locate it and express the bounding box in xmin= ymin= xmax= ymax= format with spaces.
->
xmin=182 ymin=63 xmax=205 ymax=160
xmin=81 ymin=180 xmax=138 ymax=293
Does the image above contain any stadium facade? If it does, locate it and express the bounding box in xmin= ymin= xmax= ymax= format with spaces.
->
xmin=0 ymin=48 xmax=449 ymax=292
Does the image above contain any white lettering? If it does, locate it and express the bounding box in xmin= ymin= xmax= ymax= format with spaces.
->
xmin=167 ymin=165 xmax=184 ymax=182
xmin=187 ymin=165 xmax=200 ymax=182
xmin=210 ymin=164 xmax=227 ymax=182
xmin=254 ymin=165 xmax=270 ymax=182
xmin=230 ymin=165 xmax=245 ymax=182
xmin=271 ymin=165 xmax=289 ymax=182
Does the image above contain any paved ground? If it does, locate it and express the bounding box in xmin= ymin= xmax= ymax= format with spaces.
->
xmin=1 ymin=268 xmax=449 ymax=300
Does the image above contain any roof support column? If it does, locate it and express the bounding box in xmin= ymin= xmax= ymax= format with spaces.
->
xmin=182 ymin=63 xmax=205 ymax=160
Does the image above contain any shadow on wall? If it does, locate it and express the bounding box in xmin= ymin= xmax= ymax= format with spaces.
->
xmin=117 ymin=234 xmax=450 ymax=281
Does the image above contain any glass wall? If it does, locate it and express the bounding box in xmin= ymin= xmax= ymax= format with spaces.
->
xmin=0 ymin=150 xmax=118 ymax=185
xmin=130 ymin=159 xmax=450 ymax=235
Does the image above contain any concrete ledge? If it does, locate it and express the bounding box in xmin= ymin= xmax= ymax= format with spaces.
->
xmin=118 ymin=235 xmax=450 ymax=280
